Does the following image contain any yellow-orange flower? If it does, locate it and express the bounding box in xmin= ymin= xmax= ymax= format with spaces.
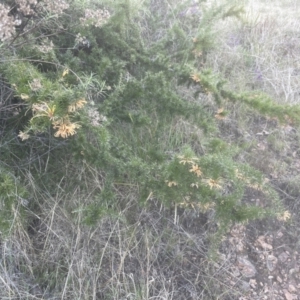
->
xmin=190 ymin=73 xmax=201 ymax=83
xmin=165 ymin=180 xmax=178 ymax=187
xmin=198 ymin=202 xmax=215 ymax=212
xmin=68 ymin=98 xmax=87 ymax=112
xmin=18 ymin=131 xmax=30 ymax=141
xmin=204 ymin=178 xmax=222 ymax=190
xmin=62 ymin=68 xmax=69 ymax=77
xmin=235 ymin=169 xmax=245 ymax=180
xmin=20 ymin=93 xmax=30 ymax=100
xmin=277 ymin=211 xmax=291 ymax=222
xmin=189 ymin=164 xmax=202 ymax=177
xmin=178 ymin=155 xmax=198 ymax=165
xmin=215 ymin=108 xmax=226 ymax=120
xmin=178 ymin=199 xmax=215 ymax=212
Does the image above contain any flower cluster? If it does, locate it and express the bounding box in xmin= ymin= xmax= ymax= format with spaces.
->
xmin=178 ymin=155 xmax=198 ymax=165
xmin=189 ymin=164 xmax=202 ymax=177
xmin=0 ymin=0 xmax=69 ymax=43
xmin=0 ymin=4 xmax=16 ymax=42
xmin=80 ymin=8 xmax=111 ymax=27
xmin=32 ymin=102 xmax=56 ymax=121
xmin=15 ymin=0 xmax=37 ymax=16
xmin=179 ymin=198 xmax=215 ymax=212
xmin=75 ymin=33 xmax=88 ymax=45
xmin=41 ymin=0 xmax=69 ymax=14
xmin=235 ymin=169 xmax=265 ymax=192
xmin=53 ymin=117 xmax=81 ymax=138
xmin=165 ymin=180 xmax=178 ymax=187
xmin=203 ymin=178 xmax=222 ymax=190
xmin=20 ymin=93 xmax=30 ymax=100
xmin=277 ymin=211 xmax=291 ymax=222
xmin=18 ymin=131 xmax=30 ymax=141
xmin=190 ymin=73 xmax=201 ymax=83
xmin=214 ymin=108 xmax=226 ymax=120
xmin=17 ymin=92 xmax=89 ymax=140
xmin=15 ymin=0 xmax=69 ymax=16
xmin=165 ymin=155 xmax=223 ymax=192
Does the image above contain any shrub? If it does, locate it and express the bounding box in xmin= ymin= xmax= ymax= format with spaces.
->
xmin=0 ymin=0 xmax=295 ymax=245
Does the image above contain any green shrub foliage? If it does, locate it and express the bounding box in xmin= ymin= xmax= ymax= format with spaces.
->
xmin=0 ymin=0 xmax=291 ymax=240
xmin=0 ymin=167 xmax=28 ymax=234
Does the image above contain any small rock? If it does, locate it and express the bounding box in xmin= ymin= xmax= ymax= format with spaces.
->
xmin=288 ymin=284 xmax=296 ymax=293
xmin=278 ymin=252 xmax=289 ymax=263
xmin=256 ymin=235 xmax=273 ymax=250
xmin=241 ymin=280 xmax=250 ymax=292
xmin=229 ymin=237 xmax=244 ymax=252
xmin=289 ymin=268 xmax=299 ymax=275
xmin=249 ymin=279 xmax=257 ymax=288
xmin=276 ymin=231 xmax=283 ymax=238
xmin=283 ymin=289 xmax=297 ymax=300
xmin=237 ymin=256 xmax=257 ymax=278
xmin=231 ymin=266 xmax=240 ymax=277
xmin=277 ymin=276 xmax=283 ymax=283
xmin=230 ymin=224 xmax=246 ymax=237
xmin=267 ymin=255 xmax=278 ymax=271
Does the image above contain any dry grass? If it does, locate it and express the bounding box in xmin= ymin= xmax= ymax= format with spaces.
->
xmin=205 ymin=0 xmax=300 ymax=104
xmin=0 ymin=174 xmax=246 ymax=299
xmin=0 ymin=157 xmax=255 ymax=299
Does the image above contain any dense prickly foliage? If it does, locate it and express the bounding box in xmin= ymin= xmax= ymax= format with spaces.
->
xmin=0 ymin=0 xmax=292 ymax=241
